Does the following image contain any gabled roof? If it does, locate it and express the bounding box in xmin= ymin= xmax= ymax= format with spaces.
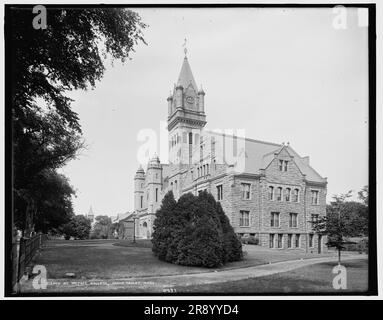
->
xmin=285 ymin=146 xmax=326 ymax=183
xmin=113 ymin=212 xmax=134 ymax=223
xmin=205 ymin=131 xmax=326 ymax=183
xmin=177 ymin=57 xmax=198 ymax=91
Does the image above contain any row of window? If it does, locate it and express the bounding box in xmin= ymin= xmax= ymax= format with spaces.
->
xmin=268 ymin=186 xmax=320 ymax=205
xmin=197 ymin=164 xmax=209 ymax=178
xmin=269 ymin=233 xmax=315 ymax=249
xmin=216 ymin=183 xmax=319 ymax=205
xmin=268 ymin=186 xmax=299 ymax=202
xmin=270 ymin=212 xmax=298 ymax=228
xmin=239 ymin=211 xmax=319 ymax=228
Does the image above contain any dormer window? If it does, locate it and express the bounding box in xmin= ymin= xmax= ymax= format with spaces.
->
xmin=279 ymin=160 xmax=283 ymax=171
xmin=284 ymin=161 xmax=288 ymax=171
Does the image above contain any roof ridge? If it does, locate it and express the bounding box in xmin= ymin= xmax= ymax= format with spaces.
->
xmin=205 ymin=130 xmax=282 ymax=147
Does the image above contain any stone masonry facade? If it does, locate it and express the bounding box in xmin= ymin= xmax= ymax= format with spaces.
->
xmin=132 ymin=54 xmax=328 ymax=253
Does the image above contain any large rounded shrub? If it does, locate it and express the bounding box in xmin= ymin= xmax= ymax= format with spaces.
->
xmin=152 ymin=190 xmax=243 ymax=268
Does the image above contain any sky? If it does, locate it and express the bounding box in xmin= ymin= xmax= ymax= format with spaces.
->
xmin=59 ymin=7 xmax=369 ymax=217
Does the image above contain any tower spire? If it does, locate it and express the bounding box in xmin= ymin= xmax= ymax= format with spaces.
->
xmin=177 ymin=50 xmax=197 ymax=90
xmin=183 ymin=38 xmax=187 ymax=57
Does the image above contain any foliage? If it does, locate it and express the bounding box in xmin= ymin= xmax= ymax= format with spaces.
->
xmin=62 ymin=215 xmax=91 ymax=240
xmin=90 ymin=215 xmax=112 ymax=239
xmin=241 ymin=235 xmax=259 ymax=245
xmin=10 ymin=7 xmax=146 ymax=234
xmin=21 ymin=170 xmax=76 ymax=234
xmin=152 ymin=191 xmax=243 ymax=268
xmin=358 ymin=185 xmax=369 ymax=206
xmin=312 ymin=188 xmax=369 ymax=263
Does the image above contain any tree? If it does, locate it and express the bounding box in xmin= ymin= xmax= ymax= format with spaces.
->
xmin=152 ymin=191 xmax=243 ymax=268
xmin=26 ymin=170 xmax=75 ymax=234
xmin=10 ymin=7 xmax=146 ymax=234
xmin=312 ymin=191 xmax=367 ymax=264
xmin=62 ymin=215 xmax=91 ymax=240
xmin=358 ymin=185 xmax=369 ymax=206
xmin=90 ymin=215 xmax=112 ymax=239
xmin=215 ymin=202 xmax=243 ymax=262
xmin=152 ymin=191 xmax=178 ymax=261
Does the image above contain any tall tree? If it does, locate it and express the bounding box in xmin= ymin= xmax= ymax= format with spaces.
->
xmin=10 ymin=7 xmax=146 ymax=234
xmin=312 ymin=191 xmax=368 ymax=264
xmin=62 ymin=215 xmax=92 ymax=240
xmin=91 ymin=215 xmax=112 ymax=239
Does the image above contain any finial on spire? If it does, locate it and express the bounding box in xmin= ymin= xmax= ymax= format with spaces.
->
xmin=183 ymin=38 xmax=187 ymax=57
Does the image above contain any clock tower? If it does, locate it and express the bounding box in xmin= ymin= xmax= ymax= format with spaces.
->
xmin=167 ymin=54 xmax=206 ymax=166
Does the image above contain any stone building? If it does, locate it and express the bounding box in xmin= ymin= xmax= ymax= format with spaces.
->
xmin=133 ymin=53 xmax=327 ymax=253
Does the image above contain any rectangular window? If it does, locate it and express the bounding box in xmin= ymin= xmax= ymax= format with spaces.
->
xmin=155 ymin=188 xmax=158 ymax=202
xmin=295 ymin=234 xmax=300 ymax=248
xmin=140 ymin=195 xmax=143 ymax=208
xmin=269 ymin=234 xmax=275 ymax=248
xmin=277 ymin=234 xmax=283 ymax=248
xmin=239 ymin=210 xmax=250 ymax=227
xmin=292 ymin=189 xmax=299 ymax=202
xmin=311 ymin=190 xmax=319 ymax=205
xmin=268 ymin=186 xmax=274 ymax=200
xmin=217 ymin=185 xmax=223 ymax=201
xmin=241 ymin=183 xmax=251 ymax=200
xmin=287 ymin=234 xmax=292 ymax=248
xmin=289 ymin=213 xmax=298 ymax=228
xmin=276 ymin=187 xmax=282 ymax=201
xmin=285 ymin=188 xmax=291 ymax=202
xmin=309 ymin=234 xmax=314 ymax=247
xmin=279 ymin=160 xmax=283 ymax=171
xmin=284 ymin=160 xmax=288 ymax=171
xmin=270 ymin=212 xmax=280 ymax=228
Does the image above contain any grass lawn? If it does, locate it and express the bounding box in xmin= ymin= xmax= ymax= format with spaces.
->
xmin=175 ymin=259 xmax=369 ymax=293
xmin=20 ymin=239 xmax=365 ymax=293
xmin=30 ymin=239 xmax=340 ymax=280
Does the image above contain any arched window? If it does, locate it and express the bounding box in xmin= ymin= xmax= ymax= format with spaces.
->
xmin=277 ymin=187 xmax=282 ymax=201
xmin=189 ymin=132 xmax=193 ymax=145
xmin=285 ymin=188 xmax=291 ymax=202
xmin=269 ymin=186 xmax=274 ymax=200
xmin=293 ymin=189 xmax=299 ymax=202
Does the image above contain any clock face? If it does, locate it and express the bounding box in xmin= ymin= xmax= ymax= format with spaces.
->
xmin=186 ymin=96 xmax=194 ymax=104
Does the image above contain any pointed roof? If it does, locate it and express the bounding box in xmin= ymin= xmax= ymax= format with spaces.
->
xmin=177 ymin=57 xmax=198 ymax=91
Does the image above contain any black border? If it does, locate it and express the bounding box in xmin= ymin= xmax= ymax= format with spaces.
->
xmin=4 ymin=3 xmax=377 ymax=297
